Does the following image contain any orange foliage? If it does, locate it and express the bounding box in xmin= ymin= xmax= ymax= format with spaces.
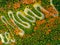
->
xmin=22 ymin=0 xmax=36 ymax=4
xmin=40 ymin=7 xmax=49 ymax=15
xmin=13 ymin=2 xmax=20 ymax=9
xmin=40 ymin=7 xmax=54 ymax=18
xmin=40 ymin=6 xmax=59 ymax=18
xmin=34 ymin=26 xmax=38 ymax=31
xmin=36 ymin=20 xmax=41 ymax=26
xmin=34 ymin=20 xmax=46 ymax=30
xmin=45 ymin=29 xmax=51 ymax=35
xmin=48 ymin=18 xmax=55 ymax=23
xmin=14 ymin=28 xmax=21 ymax=35
xmin=54 ymin=16 xmax=59 ymax=19
xmin=36 ymin=20 xmax=46 ymax=26
xmin=0 ymin=41 xmax=2 ymax=45
xmin=45 ymin=24 xmax=50 ymax=27
xmin=47 ymin=6 xmax=58 ymax=15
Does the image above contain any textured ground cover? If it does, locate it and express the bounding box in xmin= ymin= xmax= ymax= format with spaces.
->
xmin=0 ymin=0 xmax=60 ymax=45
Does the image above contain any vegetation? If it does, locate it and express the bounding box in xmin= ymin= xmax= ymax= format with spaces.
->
xmin=0 ymin=0 xmax=60 ymax=45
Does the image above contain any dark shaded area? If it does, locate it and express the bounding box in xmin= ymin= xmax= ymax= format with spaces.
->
xmin=53 ymin=0 xmax=60 ymax=12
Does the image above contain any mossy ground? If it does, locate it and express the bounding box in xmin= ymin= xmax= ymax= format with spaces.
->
xmin=0 ymin=0 xmax=60 ymax=45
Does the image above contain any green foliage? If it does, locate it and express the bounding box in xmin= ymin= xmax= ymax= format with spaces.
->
xmin=0 ymin=0 xmax=60 ymax=45
xmin=0 ymin=0 xmax=7 ymax=7
xmin=53 ymin=0 xmax=60 ymax=12
xmin=0 ymin=0 xmax=19 ymax=7
xmin=41 ymin=0 xmax=50 ymax=6
xmin=0 ymin=0 xmax=7 ymax=2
